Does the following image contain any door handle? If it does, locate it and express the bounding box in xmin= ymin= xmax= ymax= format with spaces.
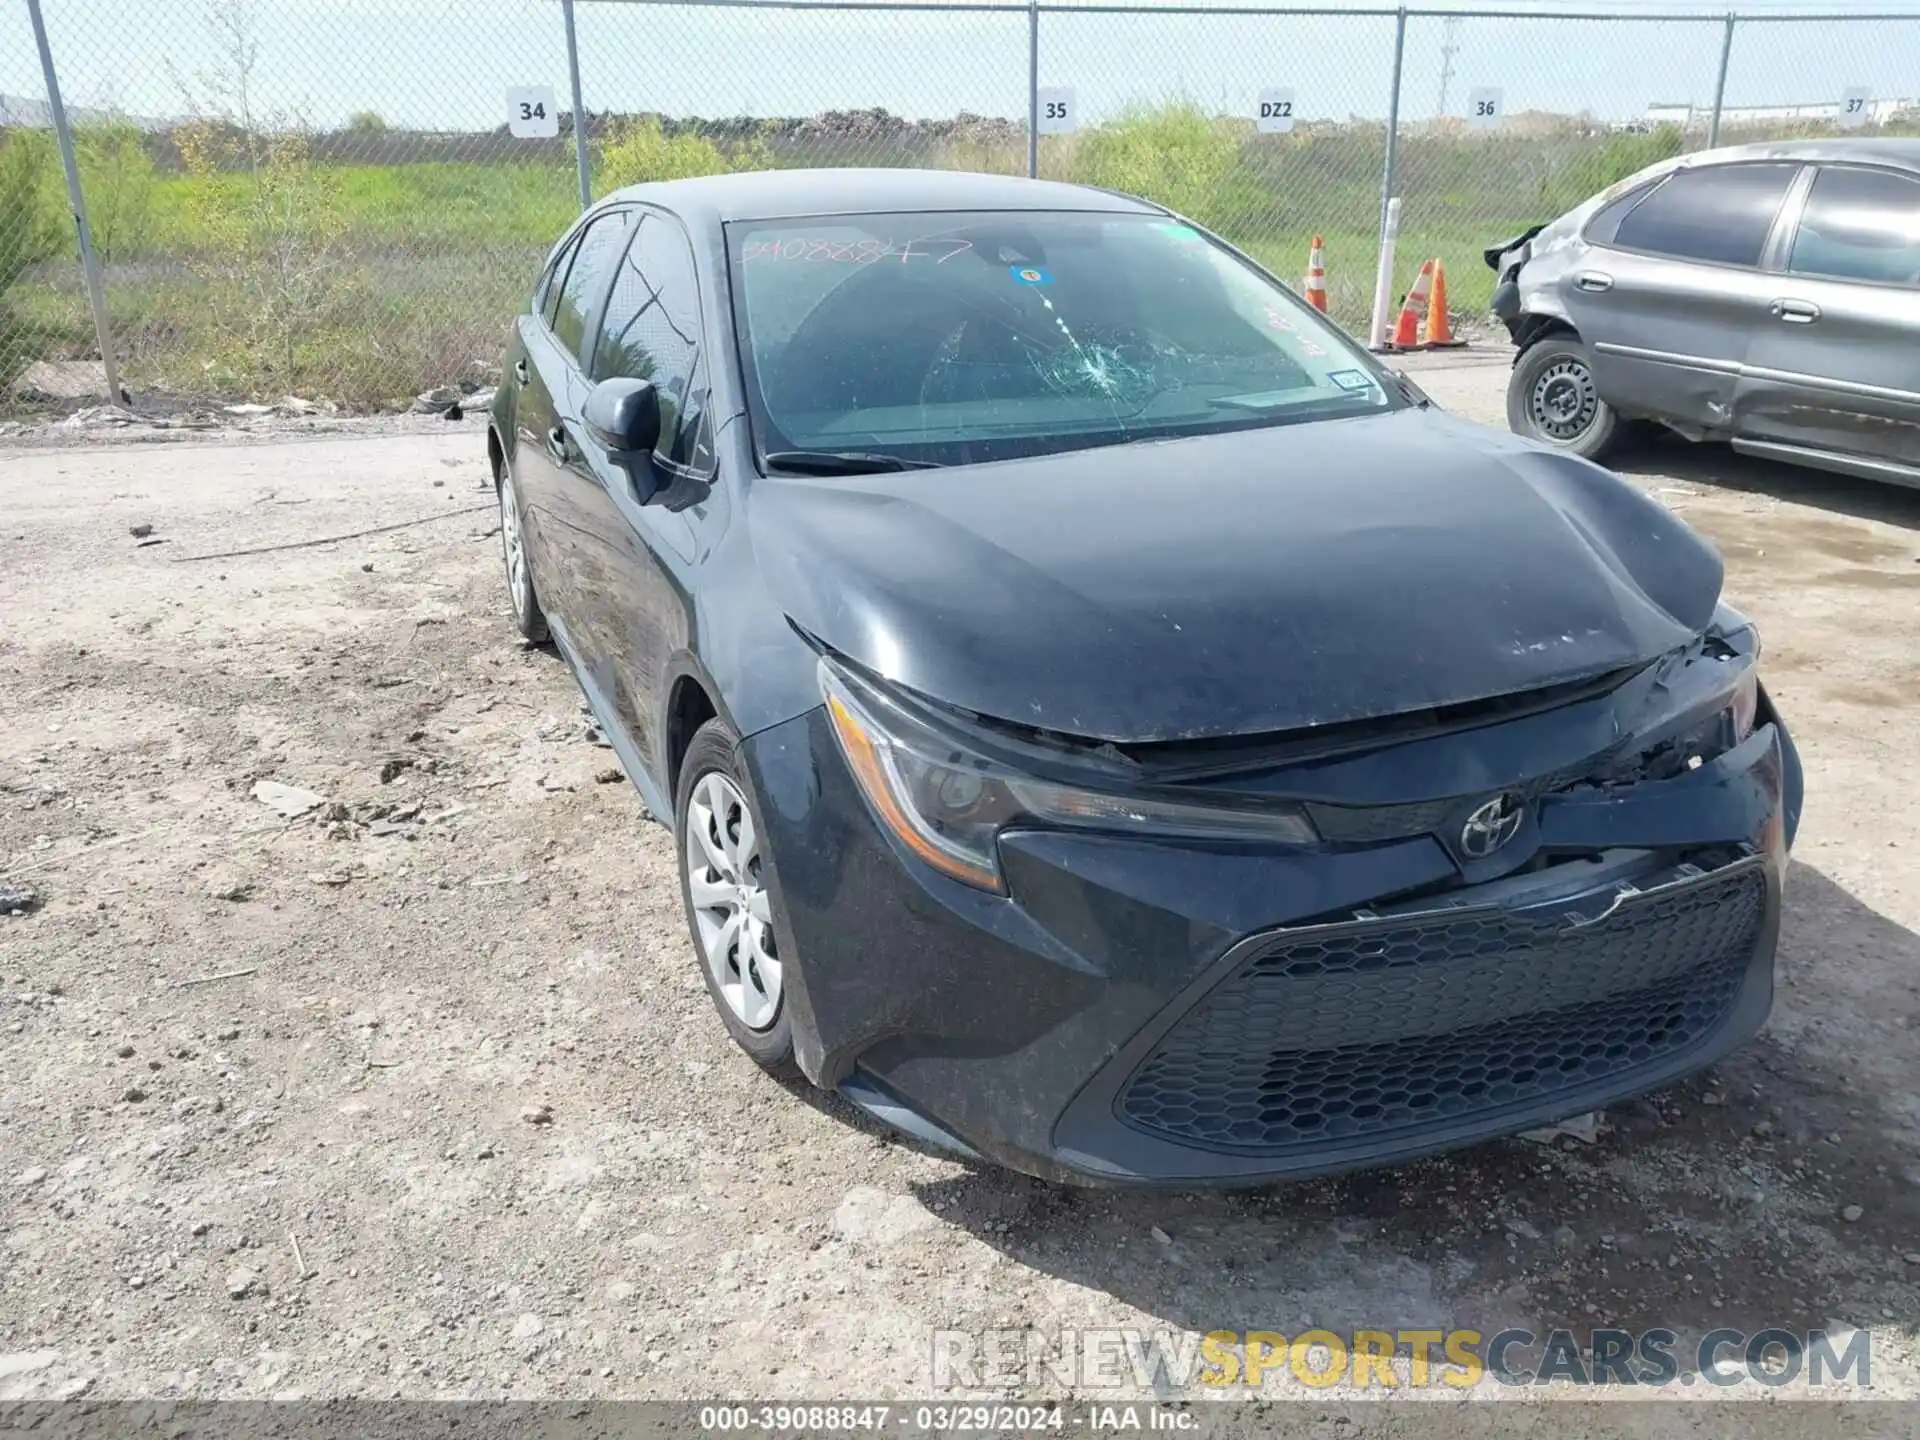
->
xmin=1573 ymin=271 xmax=1613 ymax=293
xmin=514 ymin=359 xmax=530 ymax=384
xmin=545 ymin=424 xmax=571 ymax=462
xmin=1770 ymin=298 xmax=1820 ymax=324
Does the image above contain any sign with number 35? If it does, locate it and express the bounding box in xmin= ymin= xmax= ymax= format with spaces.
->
xmin=1036 ymin=87 xmax=1076 ymax=135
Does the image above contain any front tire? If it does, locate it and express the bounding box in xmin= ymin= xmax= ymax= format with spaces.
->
xmin=1508 ymin=334 xmax=1620 ymax=460
xmin=496 ymin=460 xmax=548 ymax=643
xmin=676 ymin=718 xmax=798 ymax=1077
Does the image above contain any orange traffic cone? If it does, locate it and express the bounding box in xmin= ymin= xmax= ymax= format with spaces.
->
xmin=1389 ymin=259 xmax=1436 ymax=350
xmin=1423 ymin=259 xmax=1467 ymax=347
xmin=1304 ymin=234 xmax=1328 ymax=313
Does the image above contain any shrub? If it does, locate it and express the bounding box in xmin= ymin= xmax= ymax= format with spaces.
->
xmin=1538 ymin=124 xmax=1685 ymax=214
xmin=2 ymin=128 xmax=67 ymax=385
xmin=1 ymin=129 xmax=64 ymax=295
xmin=598 ymin=116 xmax=735 ymax=192
xmin=1071 ymin=103 xmax=1237 ymax=224
xmin=72 ymin=120 xmax=161 ymax=262
xmin=174 ymin=119 xmax=349 ymax=395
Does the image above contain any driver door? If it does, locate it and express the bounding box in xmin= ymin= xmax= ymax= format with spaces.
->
xmin=562 ymin=211 xmax=713 ymax=781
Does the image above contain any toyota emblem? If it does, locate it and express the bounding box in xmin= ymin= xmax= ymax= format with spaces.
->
xmin=1459 ymin=794 xmax=1525 ymax=858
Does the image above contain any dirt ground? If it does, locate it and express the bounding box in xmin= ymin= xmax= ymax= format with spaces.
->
xmin=3 ymin=352 xmax=1919 ymax=1405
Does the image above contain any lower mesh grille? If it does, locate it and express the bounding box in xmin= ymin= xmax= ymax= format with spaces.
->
xmin=1118 ymin=864 xmax=1768 ymax=1153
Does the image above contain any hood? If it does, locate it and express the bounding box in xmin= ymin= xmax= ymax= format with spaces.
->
xmin=747 ymin=409 xmax=1722 ymax=745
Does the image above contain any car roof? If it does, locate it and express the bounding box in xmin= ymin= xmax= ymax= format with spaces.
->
xmin=599 ymin=167 xmax=1167 ymax=226
xmin=1689 ymin=137 xmax=1920 ymax=171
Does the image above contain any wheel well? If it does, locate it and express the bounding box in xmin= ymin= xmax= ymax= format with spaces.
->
xmin=486 ymin=426 xmax=505 ymax=489
xmin=1514 ymin=314 xmax=1578 ymax=356
xmin=666 ymin=677 xmax=718 ymax=798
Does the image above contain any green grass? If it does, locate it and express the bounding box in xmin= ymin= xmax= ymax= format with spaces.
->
xmin=12 ymin=103 xmax=1909 ymax=408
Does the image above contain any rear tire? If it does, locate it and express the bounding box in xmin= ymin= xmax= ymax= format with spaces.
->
xmin=1507 ymin=334 xmax=1620 ymax=461
xmin=676 ymin=718 xmax=799 ymax=1078
xmin=495 ymin=457 xmax=548 ymax=643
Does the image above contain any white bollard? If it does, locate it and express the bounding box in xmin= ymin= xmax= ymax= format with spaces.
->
xmin=1369 ymin=197 xmax=1403 ymax=352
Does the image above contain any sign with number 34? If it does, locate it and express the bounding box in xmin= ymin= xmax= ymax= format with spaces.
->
xmin=507 ymin=86 xmax=559 ymax=139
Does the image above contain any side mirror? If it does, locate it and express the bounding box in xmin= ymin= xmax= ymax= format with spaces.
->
xmin=582 ymin=377 xmax=662 ymax=500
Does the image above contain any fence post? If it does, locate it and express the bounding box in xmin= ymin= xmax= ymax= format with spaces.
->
xmin=1027 ymin=1 xmax=1040 ymax=179
xmin=1707 ymin=12 xmax=1736 ymax=148
xmin=562 ymin=0 xmax=592 ymax=208
xmin=1378 ymin=7 xmax=1408 ymax=250
xmin=25 ymin=0 xmax=122 ymax=405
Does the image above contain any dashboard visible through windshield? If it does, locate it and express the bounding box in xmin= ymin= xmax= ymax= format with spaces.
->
xmin=726 ymin=210 xmax=1403 ymax=470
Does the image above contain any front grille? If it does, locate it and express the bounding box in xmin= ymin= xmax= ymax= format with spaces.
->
xmin=1118 ymin=863 xmax=1767 ymax=1153
xmin=1302 ymin=759 xmax=1607 ymax=846
xmin=1306 ymin=797 xmax=1458 ymax=844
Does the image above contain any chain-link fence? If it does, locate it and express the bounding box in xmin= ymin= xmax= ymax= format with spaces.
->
xmin=5 ymin=0 xmax=1919 ymax=412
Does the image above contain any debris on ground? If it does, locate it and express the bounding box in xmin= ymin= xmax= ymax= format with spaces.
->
xmin=174 ymin=966 xmax=259 ymax=989
xmin=1 ymin=884 xmax=40 ymax=914
xmin=204 ymin=867 xmax=253 ymax=902
xmin=411 ymin=386 xmax=460 ymax=416
xmin=252 ymin=780 xmax=328 ymax=818
xmin=1520 ymin=1111 xmax=1603 ymax=1145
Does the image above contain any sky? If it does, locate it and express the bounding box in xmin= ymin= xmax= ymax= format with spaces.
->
xmin=7 ymin=0 xmax=1920 ymax=135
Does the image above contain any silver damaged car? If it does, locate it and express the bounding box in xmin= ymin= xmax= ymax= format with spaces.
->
xmin=1489 ymin=139 xmax=1920 ymax=486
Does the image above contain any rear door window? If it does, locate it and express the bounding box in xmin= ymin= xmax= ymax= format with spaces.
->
xmin=1789 ymin=166 xmax=1920 ymax=287
xmin=1610 ymin=163 xmax=1801 ymax=268
xmin=535 ymin=233 xmax=579 ymax=323
xmin=1584 ymin=178 xmax=1664 ymax=247
xmin=549 ymin=210 xmax=634 ymax=363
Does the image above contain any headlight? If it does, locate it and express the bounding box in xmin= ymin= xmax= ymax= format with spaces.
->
xmin=1730 ymin=665 xmax=1759 ymax=744
xmin=820 ymin=660 xmax=1317 ymax=893
xmin=1712 ymin=610 xmax=1761 ymax=744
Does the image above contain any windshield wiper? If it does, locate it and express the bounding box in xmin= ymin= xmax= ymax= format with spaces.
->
xmin=764 ymin=450 xmax=941 ymax=475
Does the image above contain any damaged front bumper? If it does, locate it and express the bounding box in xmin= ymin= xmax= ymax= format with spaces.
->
xmin=738 ymin=654 xmax=1797 ymax=1187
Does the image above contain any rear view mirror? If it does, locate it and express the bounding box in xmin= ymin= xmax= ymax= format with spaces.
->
xmin=583 ymin=377 xmax=662 ymax=500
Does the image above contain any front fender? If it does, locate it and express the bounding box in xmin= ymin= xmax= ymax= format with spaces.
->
xmin=1759 ymin=683 xmax=1803 ymax=850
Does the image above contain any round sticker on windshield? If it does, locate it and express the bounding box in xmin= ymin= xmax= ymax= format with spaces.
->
xmin=1010 ymin=265 xmax=1053 ymax=286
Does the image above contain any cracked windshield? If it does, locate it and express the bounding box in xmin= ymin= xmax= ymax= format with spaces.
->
xmin=728 ymin=210 xmax=1401 ymax=467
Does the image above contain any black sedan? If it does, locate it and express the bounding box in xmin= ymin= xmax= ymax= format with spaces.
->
xmin=487 ymin=169 xmax=1801 ymax=1186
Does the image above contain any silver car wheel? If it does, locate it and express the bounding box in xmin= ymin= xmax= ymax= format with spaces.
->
xmin=499 ymin=475 xmax=531 ymax=615
xmin=685 ymin=771 xmax=782 ymax=1032
xmin=1529 ymin=356 xmax=1600 ymax=443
